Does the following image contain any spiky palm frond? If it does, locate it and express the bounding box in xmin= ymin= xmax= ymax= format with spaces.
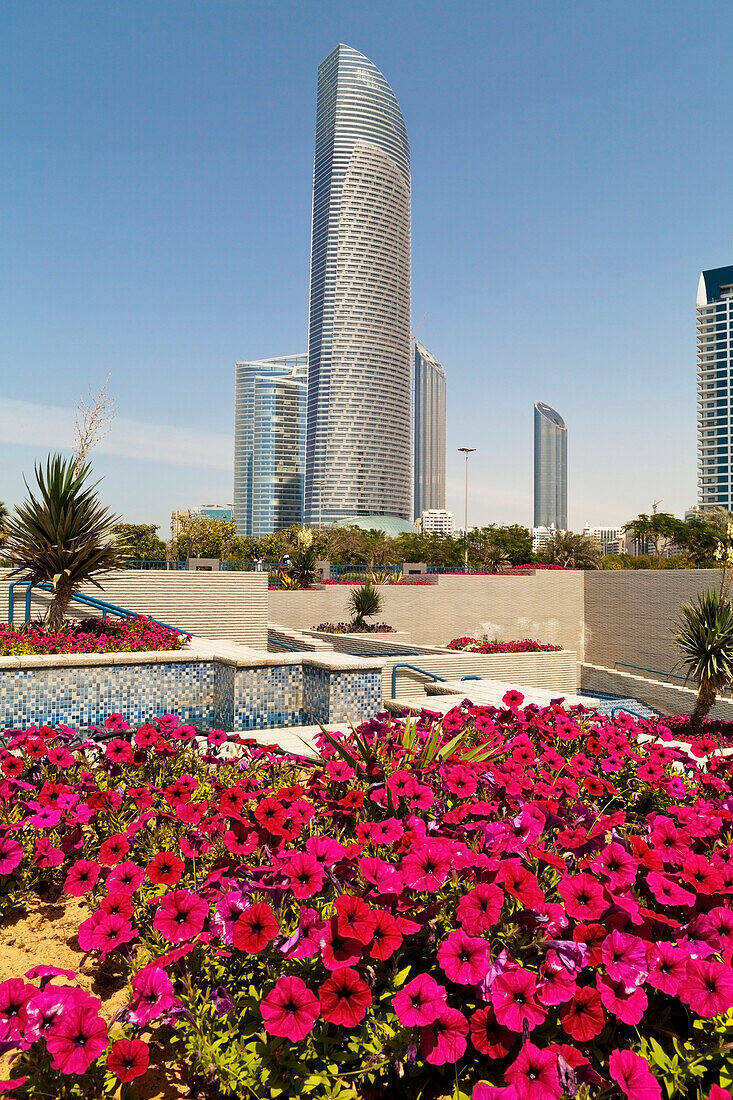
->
xmin=349 ymin=582 xmax=382 ymax=626
xmin=4 ymin=455 xmax=127 ymax=628
xmin=675 ymin=588 xmax=733 ymax=729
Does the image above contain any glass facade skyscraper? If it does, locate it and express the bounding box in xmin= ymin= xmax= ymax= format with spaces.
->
xmin=533 ymin=401 xmax=567 ymax=530
xmin=413 ymin=339 xmax=446 ymax=518
xmin=304 ymin=44 xmax=412 ymax=525
xmin=697 ymin=266 xmax=733 ymax=510
xmin=233 ymin=355 xmax=307 ymax=537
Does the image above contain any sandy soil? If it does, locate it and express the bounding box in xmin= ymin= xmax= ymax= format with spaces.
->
xmin=0 ymin=897 xmax=199 ymax=1099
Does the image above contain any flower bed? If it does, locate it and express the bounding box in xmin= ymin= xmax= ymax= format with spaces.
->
xmin=447 ymin=636 xmax=562 ymax=654
xmin=0 ymin=703 xmax=732 ymax=1097
xmin=311 ymin=622 xmax=397 ymax=634
xmin=0 ymin=616 xmax=189 ymax=656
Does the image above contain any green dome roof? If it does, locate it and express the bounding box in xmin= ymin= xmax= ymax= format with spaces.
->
xmin=334 ymin=515 xmax=418 ymax=537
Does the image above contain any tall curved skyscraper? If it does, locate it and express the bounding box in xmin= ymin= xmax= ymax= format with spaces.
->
xmin=305 ymin=44 xmax=412 ymax=525
xmin=534 ymin=401 xmax=567 ymax=530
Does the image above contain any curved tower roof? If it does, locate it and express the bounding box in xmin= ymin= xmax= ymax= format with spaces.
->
xmin=305 ymin=44 xmax=412 ymax=525
xmin=534 ymin=401 xmax=568 ymax=529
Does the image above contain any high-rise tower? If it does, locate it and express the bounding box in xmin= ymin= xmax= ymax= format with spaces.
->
xmin=697 ymin=266 xmax=733 ymax=510
xmin=233 ymin=355 xmax=307 ymax=536
xmin=304 ymin=44 xmax=412 ymax=525
xmin=413 ymin=339 xmax=446 ymax=518
xmin=533 ymin=401 xmax=567 ymax=530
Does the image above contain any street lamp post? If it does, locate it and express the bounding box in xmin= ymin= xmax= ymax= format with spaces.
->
xmin=458 ymin=447 xmax=476 ymax=572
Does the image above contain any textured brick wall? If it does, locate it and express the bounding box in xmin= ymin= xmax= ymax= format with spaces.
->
xmin=0 ymin=570 xmax=269 ymax=649
xmin=583 ymin=570 xmax=722 ymax=678
xmin=581 ymin=662 xmax=733 ymax=719
xmin=269 ymin=573 xmax=585 ymax=655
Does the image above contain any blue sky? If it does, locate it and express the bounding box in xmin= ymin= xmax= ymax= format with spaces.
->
xmin=2 ymin=0 xmax=732 ymax=537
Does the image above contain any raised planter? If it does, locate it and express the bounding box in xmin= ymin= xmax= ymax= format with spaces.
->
xmin=0 ymin=640 xmax=384 ymax=731
xmin=385 ymin=649 xmax=579 ymax=698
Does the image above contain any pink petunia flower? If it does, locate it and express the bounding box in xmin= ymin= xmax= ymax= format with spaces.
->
xmin=334 ymin=895 xmax=378 ymax=945
xmin=280 ymin=907 xmax=326 ymax=960
xmin=392 ymin=974 xmax=447 ymax=1027
xmin=557 ymin=874 xmax=607 ymax=921
xmin=457 ymin=883 xmax=504 ymax=935
xmin=319 ymin=967 xmax=371 ymax=1027
xmin=681 ymin=959 xmax=733 ymax=1017
xmin=401 ymin=842 xmax=452 ymax=893
xmin=505 ymin=1041 xmax=561 ymax=1100
xmin=438 ymin=929 xmax=490 ymax=986
xmin=367 ymin=910 xmax=403 ymax=962
xmin=596 ymin=973 xmax=648 ymax=1024
xmin=232 ymin=902 xmax=279 ymax=954
xmin=469 ymin=1005 xmax=516 ymax=1059
xmin=646 ymin=871 xmax=696 ymax=908
xmin=46 ymin=1001 xmax=108 ymax=1075
xmin=260 ymin=975 xmax=320 ymax=1041
xmin=107 ymin=1038 xmax=150 ymax=1082
xmin=492 ymin=967 xmax=547 ymax=1032
xmin=128 ymin=966 xmax=179 ymax=1025
xmin=63 ymin=859 xmax=101 ymax=896
xmin=558 ymin=986 xmax=605 ymax=1041
xmin=608 ymin=1050 xmax=662 ymax=1100
xmin=420 ymin=1004 xmax=469 ymax=1065
xmin=0 ymin=837 xmax=24 ymax=877
xmin=34 ymin=837 xmax=64 ymax=868
xmin=283 ymin=851 xmax=326 ymax=899
xmin=321 ymin=917 xmax=363 ymax=971
xmin=0 ymin=979 xmax=36 ymax=1041
xmin=153 ymin=889 xmax=209 ymax=944
xmin=647 ymin=942 xmax=688 ymax=996
xmin=601 ymin=930 xmax=648 ymax=987
xmin=106 ymin=861 xmax=146 ymax=893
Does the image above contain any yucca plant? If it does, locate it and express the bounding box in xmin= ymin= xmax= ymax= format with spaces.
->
xmin=4 ymin=455 xmax=128 ymax=630
xmin=674 ymin=587 xmax=733 ymax=732
xmin=349 ymin=582 xmax=382 ymax=628
xmin=284 ymin=527 xmax=319 ymax=589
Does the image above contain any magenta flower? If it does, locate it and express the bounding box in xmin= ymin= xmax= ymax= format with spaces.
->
xmin=609 ymin=1050 xmax=662 ymax=1100
xmin=402 ymin=842 xmax=452 ymax=892
xmin=260 ymin=975 xmax=320 ymax=1041
xmin=281 ymin=906 xmax=326 ymax=960
xmin=646 ymin=871 xmax=696 ymax=907
xmin=368 ymin=909 xmax=403 ymax=961
xmin=0 ymin=838 xmax=23 ymax=877
xmin=0 ymin=979 xmax=36 ymax=1040
xmin=601 ymin=930 xmax=648 ymax=987
xmin=34 ymin=837 xmax=64 ymax=868
xmin=107 ymin=1038 xmax=150 ymax=1083
xmin=319 ymin=967 xmax=371 ymax=1028
xmin=596 ymin=974 xmax=648 ymax=1024
xmin=457 ymin=883 xmax=504 ymax=934
xmin=647 ymin=942 xmax=688 ymax=996
xmin=392 ymin=973 xmax=447 ymax=1027
xmin=106 ymin=861 xmax=146 ymax=893
xmin=284 ymin=851 xmax=325 ymax=899
xmin=419 ymin=1004 xmax=468 ymax=1065
xmin=682 ymin=959 xmax=733 ymax=1017
xmin=492 ymin=967 xmax=547 ymax=1032
xmin=438 ymin=929 xmax=490 ymax=986
xmin=334 ymin=895 xmax=378 ymax=945
xmin=63 ymin=859 xmax=101 ymax=896
xmin=504 ymin=1041 xmax=561 ymax=1100
xmin=46 ymin=1001 xmax=108 ymax=1075
xmin=232 ymin=902 xmax=279 ymax=953
xmin=469 ymin=1005 xmax=516 ymax=1059
xmin=558 ymin=986 xmax=605 ymax=1041
xmin=321 ymin=916 xmax=363 ymax=971
xmin=23 ymin=988 xmax=69 ymax=1043
xmin=153 ymin=889 xmax=208 ymax=944
xmin=557 ymin=873 xmax=607 ymax=920
xmin=128 ymin=966 xmax=179 ymax=1025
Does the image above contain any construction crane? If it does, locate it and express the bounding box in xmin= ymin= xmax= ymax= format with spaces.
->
xmin=652 ymin=499 xmax=663 ymax=514
xmin=412 ymin=311 xmax=429 ymax=342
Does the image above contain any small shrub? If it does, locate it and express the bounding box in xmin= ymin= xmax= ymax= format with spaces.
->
xmin=446 ymin=636 xmax=562 ymax=653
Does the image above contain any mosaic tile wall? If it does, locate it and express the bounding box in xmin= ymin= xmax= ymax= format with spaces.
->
xmin=0 ymin=658 xmax=382 ymax=731
xmin=231 ymin=664 xmax=303 ymax=730
xmin=0 ymin=662 xmax=216 ymax=729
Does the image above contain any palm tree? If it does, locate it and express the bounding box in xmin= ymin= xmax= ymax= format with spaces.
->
xmin=675 ymin=588 xmax=733 ymax=732
xmin=349 ymin=582 xmax=383 ymax=628
xmin=4 ymin=455 xmax=128 ymax=630
xmin=538 ymin=531 xmax=602 ymax=570
xmin=0 ymin=501 xmax=8 ymax=547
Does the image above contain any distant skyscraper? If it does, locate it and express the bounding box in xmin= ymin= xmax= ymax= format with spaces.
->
xmin=233 ymin=355 xmax=307 ymax=536
xmin=697 ymin=265 xmax=733 ymax=510
xmin=534 ymin=401 xmax=567 ymax=530
xmin=413 ymin=340 xmax=446 ymax=519
xmin=304 ymin=44 xmax=412 ymax=525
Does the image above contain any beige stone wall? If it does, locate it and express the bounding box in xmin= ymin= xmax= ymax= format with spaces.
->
xmin=581 ymin=662 xmax=733 ymax=719
xmin=270 ymin=573 xmax=585 ymax=655
xmin=0 ymin=570 xmax=269 ymax=649
xmin=583 ymin=570 xmax=722 ymax=678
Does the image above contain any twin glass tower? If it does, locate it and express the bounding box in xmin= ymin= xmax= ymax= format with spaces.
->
xmin=304 ymin=44 xmax=413 ymax=526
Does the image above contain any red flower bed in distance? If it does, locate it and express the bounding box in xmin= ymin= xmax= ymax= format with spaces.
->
xmin=0 ymin=701 xmax=731 ymax=1097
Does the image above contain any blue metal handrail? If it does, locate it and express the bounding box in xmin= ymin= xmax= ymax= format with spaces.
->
xmin=7 ymin=580 xmax=188 ymax=635
xmin=391 ymin=663 xmax=448 ymax=697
